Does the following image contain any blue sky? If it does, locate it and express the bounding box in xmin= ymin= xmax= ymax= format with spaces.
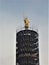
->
xmin=0 ymin=0 xmax=48 ymax=65
xmin=0 ymin=0 xmax=48 ymax=25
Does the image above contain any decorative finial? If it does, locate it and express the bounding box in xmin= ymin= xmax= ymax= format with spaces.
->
xmin=24 ymin=18 xmax=29 ymax=28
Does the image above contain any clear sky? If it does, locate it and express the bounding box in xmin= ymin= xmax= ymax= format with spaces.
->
xmin=0 ymin=0 xmax=48 ymax=65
